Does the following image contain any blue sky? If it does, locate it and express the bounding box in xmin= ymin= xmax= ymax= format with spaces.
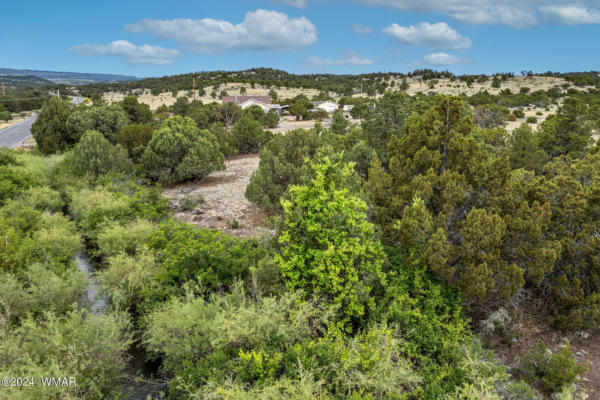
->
xmin=3 ymin=0 xmax=600 ymax=77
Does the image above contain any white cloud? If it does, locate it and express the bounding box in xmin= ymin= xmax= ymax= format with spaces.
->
xmin=272 ymin=0 xmax=307 ymax=7
xmin=422 ymin=52 xmax=468 ymax=65
xmin=307 ymin=51 xmax=374 ymax=66
xmin=125 ymin=9 xmax=317 ymax=53
xmin=352 ymin=24 xmax=373 ymax=34
xmin=383 ymin=22 xmax=471 ymax=50
xmin=70 ymin=40 xmax=180 ymax=64
xmin=539 ymin=5 xmax=600 ymax=24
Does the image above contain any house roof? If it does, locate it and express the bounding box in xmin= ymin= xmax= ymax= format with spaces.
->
xmin=311 ymin=100 xmax=336 ymax=106
xmin=222 ymin=96 xmax=272 ymax=105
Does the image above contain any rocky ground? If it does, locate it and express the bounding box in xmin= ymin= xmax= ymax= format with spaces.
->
xmin=162 ymin=154 xmax=273 ymax=239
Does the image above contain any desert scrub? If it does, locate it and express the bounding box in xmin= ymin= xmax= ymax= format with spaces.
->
xmin=179 ymin=192 xmax=204 ymax=211
xmin=516 ymin=342 xmax=588 ymax=392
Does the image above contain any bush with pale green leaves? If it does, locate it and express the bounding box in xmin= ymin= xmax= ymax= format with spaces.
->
xmin=0 ymin=310 xmax=132 ymax=400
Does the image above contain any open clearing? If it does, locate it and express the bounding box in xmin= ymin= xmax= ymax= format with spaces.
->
xmin=162 ymin=154 xmax=272 ymax=239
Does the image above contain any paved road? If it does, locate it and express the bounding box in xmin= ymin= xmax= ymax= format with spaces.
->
xmin=0 ymin=115 xmax=37 ymax=148
xmin=0 ymin=97 xmax=84 ymax=149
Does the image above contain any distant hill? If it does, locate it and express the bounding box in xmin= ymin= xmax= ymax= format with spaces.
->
xmin=0 ymin=74 xmax=54 ymax=88
xmin=0 ymin=68 xmax=138 ymax=85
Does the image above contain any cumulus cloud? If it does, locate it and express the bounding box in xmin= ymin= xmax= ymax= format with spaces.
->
xmin=307 ymin=51 xmax=374 ymax=66
xmin=422 ymin=52 xmax=468 ymax=65
xmin=125 ymin=9 xmax=317 ymax=53
xmin=383 ymin=22 xmax=471 ymax=50
xmin=272 ymin=0 xmax=307 ymax=7
xmin=352 ymin=24 xmax=373 ymax=34
xmin=539 ymin=5 xmax=600 ymax=24
xmin=70 ymin=40 xmax=180 ymax=64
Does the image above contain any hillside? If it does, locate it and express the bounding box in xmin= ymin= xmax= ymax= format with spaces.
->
xmin=0 ymin=74 xmax=54 ymax=88
xmin=0 ymin=68 xmax=138 ymax=85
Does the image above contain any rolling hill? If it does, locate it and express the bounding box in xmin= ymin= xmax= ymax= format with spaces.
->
xmin=0 ymin=68 xmax=138 ymax=85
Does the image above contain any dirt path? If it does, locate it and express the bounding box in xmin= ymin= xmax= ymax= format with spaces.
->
xmin=162 ymin=154 xmax=272 ymax=238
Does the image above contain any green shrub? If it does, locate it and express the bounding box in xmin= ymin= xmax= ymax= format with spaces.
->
xmin=141 ymin=116 xmax=224 ymax=184
xmin=66 ymin=104 xmax=129 ymax=144
xmin=245 ymin=129 xmax=340 ymax=212
xmin=96 ymin=218 xmax=157 ymax=259
xmin=517 ymin=342 xmax=588 ymax=392
xmin=69 ymin=130 xmax=130 ymax=176
xmin=276 ymin=155 xmax=385 ymax=330
xmin=0 ymin=310 xmax=132 ymax=400
xmin=265 ymin=109 xmax=280 ymax=128
xmin=514 ymin=109 xmax=525 ymax=118
xmin=209 ymin=122 xmax=238 ymax=157
xmin=117 ymin=123 xmax=154 ymax=161
xmin=0 ymin=203 xmax=81 ymax=274
xmin=143 ymin=221 xmax=269 ymax=308
xmin=543 ymin=343 xmax=588 ymax=392
xmin=98 ymin=248 xmax=157 ymax=310
xmin=18 ymin=186 xmax=65 ymax=212
xmin=179 ymin=192 xmax=204 ymax=211
xmin=527 ymin=116 xmax=537 ymax=123
xmin=231 ymin=115 xmax=272 ymax=154
xmin=31 ymin=97 xmax=72 ymax=153
xmin=0 ymin=263 xmax=88 ymax=324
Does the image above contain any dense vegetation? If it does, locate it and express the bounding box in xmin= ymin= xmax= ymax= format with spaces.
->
xmin=1 ymin=72 xmax=598 ymax=399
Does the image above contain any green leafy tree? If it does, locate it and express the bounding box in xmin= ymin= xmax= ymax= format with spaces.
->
xmin=65 ymin=104 xmax=129 ymax=144
xmin=265 ymin=109 xmax=280 ymax=128
xmin=367 ymin=97 xmax=558 ymax=303
xmin=509 ymin=123 xmax=548 ymax=173
xmin=538 ymin=97 xmax=593 ymax=158
xmin=268 ymin=88 xmax=278 ymax=102
xmin=70 ymin=130 xmax=130 ymax=176
xmin=220 ymin=102 xmax=242 ymax=130
xmin=208 ymin=122 xmax=238 ymax=157
xmin=120 ymin=95 xmax=153 ymax=124
xmin=171 ymin=96 xmax=190 ymax=116
xmin=31 ymin=97 xmax=72 ymax=153
xmin=243 ymin=104 xmax=266 ymax=124
xmin=331 ymin=109 xmax=349 ymax=134
xmin=246 ymin=129 xmax=340 ymax=212
xmin=473 ymin=104 xmax=509 ymax=129
xmin=0 ymin=111 xmax=12 ymax=122
xmin=288 ymin=98 xmax=311 ymax=121
xmin=117 ymin=123 xmax=154 ymax=161
xmin=276 ymin=155 xmax=386 ymax=330
xmin=231 ymin=115 xmax=271 ymax=154
xmin=141 ymin=116 xmax=224 ymax=184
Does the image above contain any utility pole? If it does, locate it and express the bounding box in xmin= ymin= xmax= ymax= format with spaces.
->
xmin=1 ymin=81 xmax=5 ymax=96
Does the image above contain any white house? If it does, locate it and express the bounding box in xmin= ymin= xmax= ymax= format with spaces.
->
xmin=222 ymin=95 xmax=283 ymax=114
xmin=311 ymin=100 xmax=338 ymax=113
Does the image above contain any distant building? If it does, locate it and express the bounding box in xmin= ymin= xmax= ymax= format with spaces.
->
xmin=311 ymin=100 xmax=338 ymax=113
xmin=222 ymin=95 xmax=283 ymax=114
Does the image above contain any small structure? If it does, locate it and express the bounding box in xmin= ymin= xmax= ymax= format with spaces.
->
xmin=311 ymin=100 xmax=338 ymax=114
xmin=222 ymin=95 xmax=283 ymax=114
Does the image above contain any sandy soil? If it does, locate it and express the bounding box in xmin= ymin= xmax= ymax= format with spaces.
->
xmin=398 ymin=75 xmax=588 ymax=97
xmin=103 ymin=83 xmax=322 ymax=111
xmin=162 ymin=154 xmax=272 ymax=239
xmin=269 ymin=115 xmax=333 ymax=133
